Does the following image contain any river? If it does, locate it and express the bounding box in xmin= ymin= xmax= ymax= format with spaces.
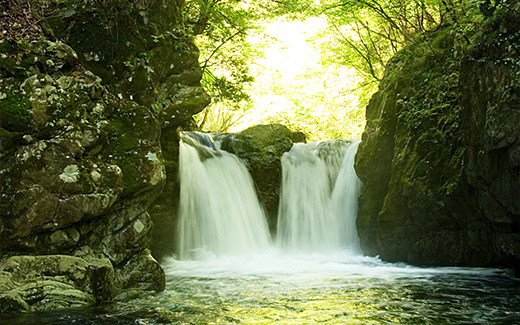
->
xmin=4 ymin=134 xmax=519 ymax=324
xmin=4 ymin=251 xmax=520 ymax=324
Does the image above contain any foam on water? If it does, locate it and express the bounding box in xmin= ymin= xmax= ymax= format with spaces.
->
xmin=164 ymin=249 xmax=501 ymax=281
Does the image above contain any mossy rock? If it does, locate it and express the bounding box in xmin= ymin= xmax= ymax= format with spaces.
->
xmin=0 ymin=255 xmax=117 ymax=311
xmin=0 ymin=86 xmax=31 ymax=132
xmin=115 ymin=250 xmax=165 ymax=292
xmin=217 ymin=124 xmax=305 ymax=233
xmin=103 ymin=102 xmax=164 ymax=196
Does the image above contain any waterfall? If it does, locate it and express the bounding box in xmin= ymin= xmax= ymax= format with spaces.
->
xmin=177 ymin=132 xmax=272 ymax=260
xmin=331 ymin=140 xmax=362 ymax=251
xmin=277 ymin=140 xmax=362 ymax=253
xmin=177 ymin=133 xmax=362 ymax=260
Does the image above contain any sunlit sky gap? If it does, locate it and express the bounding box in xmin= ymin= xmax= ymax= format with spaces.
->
xmin=228 ymin=17 xmax=364 ymax=139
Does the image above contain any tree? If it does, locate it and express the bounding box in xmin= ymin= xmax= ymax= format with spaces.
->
xmin=183 ymin=0 xmax=273 ymax=131
xmin=183 ymin=0 xmax=319 ymax=132
xmin=183 ymin=0 xmax=492 ymax=137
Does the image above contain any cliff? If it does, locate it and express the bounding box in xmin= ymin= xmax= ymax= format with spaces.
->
xmin=355 ymin=5 xmax=520 ymax=273
xmin=0 ymin=0 xmax=209 ymax=311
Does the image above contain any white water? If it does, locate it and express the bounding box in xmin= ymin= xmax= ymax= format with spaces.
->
xmin=177 ymin=133 xmax=271 ymax=259
xmin=331 ymin=140 xmax=362 ymax=251
xmin=177 ymin=134 xmax=362 ymax=261
xmin=277 ymin=140 xmax=362 ymax=253
xmin=159 ymin=135 xmax=519 ymax=324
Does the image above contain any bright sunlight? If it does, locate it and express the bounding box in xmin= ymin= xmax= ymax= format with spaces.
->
xmin=196 ymin=17 xmax=369 ymax=141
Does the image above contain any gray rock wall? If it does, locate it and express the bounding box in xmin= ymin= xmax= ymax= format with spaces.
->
xmin=0 ymin=0 xmax=209 ymax=311
xmin=355 ymin=7 xmax=520 ymax=273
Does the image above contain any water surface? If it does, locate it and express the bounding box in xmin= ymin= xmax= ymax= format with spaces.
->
xmin=5 ymin=252 xmax=520 ymax=324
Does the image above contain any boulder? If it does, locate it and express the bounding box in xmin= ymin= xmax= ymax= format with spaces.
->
xmin=0 ymin=255 xmax=113 ymax=312
xmin=217 ymin=124 xmax=305 ymax=232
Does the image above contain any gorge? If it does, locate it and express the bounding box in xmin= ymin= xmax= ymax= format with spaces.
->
xmin=1 ymin=0 xmax=520 ymax=322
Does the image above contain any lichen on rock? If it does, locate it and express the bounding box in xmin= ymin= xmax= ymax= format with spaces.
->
xmin=1 ymin=0 xmax=210 ymax=312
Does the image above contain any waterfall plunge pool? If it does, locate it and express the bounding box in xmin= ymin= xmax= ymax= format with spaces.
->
xmin=4 ymin=252 xmax=520 ymax=324
xmin=4 ymin=134 xmax=520 ymax=323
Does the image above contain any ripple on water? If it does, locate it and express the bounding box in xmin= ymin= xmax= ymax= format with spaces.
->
xmin=3 ymin=253 xmax=520 ymax=324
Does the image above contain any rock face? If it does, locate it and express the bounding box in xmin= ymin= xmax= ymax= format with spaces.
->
xmin=0 ymin=0 xmax=209 ymax=311
xmin=355 ymin=7 xmax=520 ymax=273
xmin=218 ymin=124 xmax=306 ymax=233
xmin=0 ymin=255 xmax=113 ymax=312
xmin=459 ymin=9 xmax=520 ymax=272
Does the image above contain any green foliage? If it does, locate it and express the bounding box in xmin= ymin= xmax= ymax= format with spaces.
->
xmin=318 ymin=0 xmax=446 ymax=84
xmin=184 ymin=0 xmax=262 ymax=109
xmin=185 ymin=0 xmax=500 ymax=139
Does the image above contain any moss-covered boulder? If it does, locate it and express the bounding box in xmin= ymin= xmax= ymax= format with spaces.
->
xmin=0 ymin=0 xmax=209 ymax=312
xmin=0 ymin=255 xmax=113 ymax=312
xmin=355 ymin=6 xmax=520 ymax=272
xmin=217 ymin=124 xmax=306 ymax=232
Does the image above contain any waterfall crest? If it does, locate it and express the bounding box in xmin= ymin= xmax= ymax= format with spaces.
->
xmin=277 ymin=139 xmax=362 ymax=253
xmin=177 ymin=132 xmax=271 ymax=260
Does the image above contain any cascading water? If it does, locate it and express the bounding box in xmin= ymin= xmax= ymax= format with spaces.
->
xmin=177 ymin=132 xmax=271 ymax=259
xmin=277 ymin=139 xmax=362 ymax=253
xmin=177 ymin=134 xmax=362 ymax=258
xmin=177 ymin=133 xmax=364 ymax=259
xmin=12 ymin=136 xmax=519 ymax=324
xmin=331 ymin=140 xmax=362 ymax=251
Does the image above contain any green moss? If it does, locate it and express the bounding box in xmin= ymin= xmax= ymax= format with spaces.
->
xmin=0 ymin=91 xmax=31 ymax=132
xmin=103 ymin=101 xmax=162 ymax=195
xmin=383 ymin=27 xmax=465 ymax=197
xmin=119 ymin=157 xmax=141 ymax=193
xmin=430 ymin=28 xmax=455 ymax=50
xmin=0 ymin=41 xmax=21 ymax=77
xmin=438 ymin=146 xmax=465 ymax=194
xmin=107 ymin=120 xmax=142 ymax=193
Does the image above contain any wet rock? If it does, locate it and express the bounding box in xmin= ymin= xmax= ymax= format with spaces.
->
xmin=355 ymin=10 xmax=520 ymax=272
xmin=115 ymin=250 xmax=165 ymax=292
xmin=217 ymin=124 xmax=306 ymax=232
xmin=0 ymin=255 xmax=114 ymax=311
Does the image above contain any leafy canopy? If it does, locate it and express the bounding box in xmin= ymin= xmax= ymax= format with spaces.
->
xmin=183 ymin=0 xmax=496 ymax=139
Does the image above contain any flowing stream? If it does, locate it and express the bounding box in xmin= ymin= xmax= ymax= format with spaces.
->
xmin=4 ymin=133 xmax=520 ymax=324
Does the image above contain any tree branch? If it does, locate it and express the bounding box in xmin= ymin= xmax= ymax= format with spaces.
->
xmin=201 ymin=29 xmax=243 ymax=74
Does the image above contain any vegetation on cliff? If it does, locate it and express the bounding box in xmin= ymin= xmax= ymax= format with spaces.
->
xmin=355 ymin=0 xmax=520 ymax=273
xmin=0 ymin=0 xmax=208 ymax=311
xmin=184 ymin=0 xmax=491 ymax=140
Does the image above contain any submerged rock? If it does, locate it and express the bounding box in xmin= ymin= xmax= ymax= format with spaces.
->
xmin=355 ymin=8 xmax=520 ymax=272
